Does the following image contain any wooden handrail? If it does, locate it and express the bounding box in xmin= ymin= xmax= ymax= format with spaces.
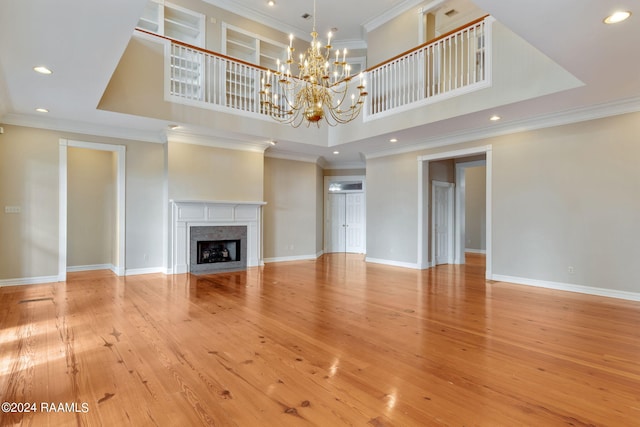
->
xmin=365 ymin=14 xmax=490 ymax=72
xmin=134 ymin=27 xmax=271 ymax=71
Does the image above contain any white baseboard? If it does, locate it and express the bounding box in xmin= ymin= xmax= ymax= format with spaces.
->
xmin=125 ymin=267 xmax=165 ymax=276
xmin=365 ymin=257 xmax=420 ymax=269
xmin=0 ymin=275 xmax=59 ymax=287
xmin=111 ymin=265 xmax=125 ymax=276
xmin=67 ymin=264 xmax=112 ymax=273
xmin=465 ymin=248 xmax=486 ymax=254
xmin=264 ymin=253 xmax=321 ymax=263
xmin=492 ymin=274 xmax=640 ymax=302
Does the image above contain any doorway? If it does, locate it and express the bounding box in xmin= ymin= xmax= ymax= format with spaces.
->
xmin=417 ymin=146 xmax=492 ymax=278
xmin=324 ymin=176 xmax=366 ymax=254
xmin=58 ymin=139 xmax=126 ymax=281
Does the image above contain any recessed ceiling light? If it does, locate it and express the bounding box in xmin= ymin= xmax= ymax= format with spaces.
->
xmin=269 ymin=140 xmax=277 ymax=146
xmin=33 ymin=66 xmax=52 ymax=75
xmin=36 ymin=108 xmax=49 ymax=113
xmin=389 ymin=138 xmax=398 ymax=143
xmin=333 ymin=151 xmax=339 ymax=155
xmin=267 ymin=0 xmax=275 ymax=6
xmin=489 ymin=115 xmax=501 ymax=121
xmin=604 ymin=11 xmax=631 ymax=24
xmin=168 ymin=124 xmax=180 ymax=130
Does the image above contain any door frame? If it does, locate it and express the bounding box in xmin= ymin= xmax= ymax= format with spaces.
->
xmin=59 ymin=139 xmax=126 ymax=281
xmin=417 ymin=145 xmax=492 ymax=279
xmin=431 ymin=180 xmax=455 ymax=265
xmin=323 ymin=175 xmax=366 ymax=254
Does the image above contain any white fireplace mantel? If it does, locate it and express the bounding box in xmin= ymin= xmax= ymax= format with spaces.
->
xmin=170 ymin=200 xmax=266 ymax=274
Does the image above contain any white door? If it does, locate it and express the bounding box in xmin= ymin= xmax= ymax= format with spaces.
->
xmin=432 ymin=181 xmax=455 ymax=265
xmin=327 ymin=192 xmax=365 ymax=253
xmin=345 ymin=193 xmax=365 ymax=253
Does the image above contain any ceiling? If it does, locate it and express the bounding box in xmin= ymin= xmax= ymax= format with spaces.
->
xmin=0 ymin=0 xmax=639 ymax=167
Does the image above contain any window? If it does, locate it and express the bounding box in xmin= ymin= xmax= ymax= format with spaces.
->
xmin=328 ymin=181 xmax=364 ymax=193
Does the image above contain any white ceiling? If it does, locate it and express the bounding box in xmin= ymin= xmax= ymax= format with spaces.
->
xmin=0 ymin=0 xmax=639 ymax=167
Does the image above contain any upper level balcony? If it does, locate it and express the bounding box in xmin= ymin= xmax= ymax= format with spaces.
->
xmin=142 ymin=16 xmax=492 ymax=126
xmin=97 ymin=6 xmax=582 ymax=157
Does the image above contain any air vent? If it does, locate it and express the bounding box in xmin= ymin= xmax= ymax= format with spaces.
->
xmin=445 ymin=9 xmax=458 ymax=17
xmin=301 ymin=13 xmax=312 ymax=19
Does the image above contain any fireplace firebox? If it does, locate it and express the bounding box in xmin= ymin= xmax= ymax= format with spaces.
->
xmin=197 ymin=240 xmax=240 ymax=264
xmin=190 ymin=225 xmax=247 ymax=274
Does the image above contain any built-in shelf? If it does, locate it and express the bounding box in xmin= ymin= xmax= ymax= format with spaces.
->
xmin=222 ymin=23 xmax=286 ymax=71
xmin=137 ymin=1 xmax=204 ymax=47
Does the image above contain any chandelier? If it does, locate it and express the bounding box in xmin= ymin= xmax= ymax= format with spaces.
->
xmin=260 ymin=0 xmax=368 ymax=127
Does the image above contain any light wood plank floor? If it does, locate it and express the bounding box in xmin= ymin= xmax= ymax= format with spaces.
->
xmin=1 ymin=254 xmax=639 ymax=426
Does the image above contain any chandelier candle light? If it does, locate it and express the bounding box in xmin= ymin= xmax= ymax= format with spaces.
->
xmin=260 ymin=0 xmax=368 ymax=127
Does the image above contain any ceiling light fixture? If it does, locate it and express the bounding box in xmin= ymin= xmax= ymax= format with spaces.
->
xmin=490 ymin=115 xmax=501 ymax=121
xmin=267 ymin=0 xmax=275 ymax=6
xmin=333 ymin=151 xmax=339 ymax=155
xmin=168 ymin=124 xmax=180 ymax=130
xmin=269 ymin=140 xmax=277 ymax=145
xmin=260 ymin=0 xmax=367 ymax=127
xmin=36 ymin=108 xmax=49 ymax=113
xmin=390 ymin=138 xmax=398 ymax=143
xmin=604 ymin=11 xmax=631 ymax=24
xmin=33 ymin=66 xmax=52 ymax=75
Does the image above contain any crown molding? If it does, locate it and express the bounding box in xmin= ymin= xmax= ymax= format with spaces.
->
xmin=168 ymin=129 xmax=271 ymax=153
xmin=366 ymin=96 xmax=640 ymax=159
xmin=363 ymin=0 xmax=426 ymax=33
xmin=0 ymin=113 xmax=165 ymax=143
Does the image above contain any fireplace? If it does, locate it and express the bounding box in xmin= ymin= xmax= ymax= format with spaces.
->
xmin=190 ymin=226 xmax=247 ymax=274
xmin=170 ymin=200 xmax=265 ymax=275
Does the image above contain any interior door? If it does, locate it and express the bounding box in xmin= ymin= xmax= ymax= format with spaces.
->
xmin=327 ymin=192 xmax=365 ymax=253
xmin=432 ymin=181 xmax=454 ymax=265
xmin=345 ymin=193 xmax=365 ymax=253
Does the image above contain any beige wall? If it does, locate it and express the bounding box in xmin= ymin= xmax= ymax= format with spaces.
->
xmin=168 ymin=142 xmax=263 ymax=201
xmin=0 ymin=125 xmax=60 ymax=279
xmin=366 ymin=151 xmax=419 ymax=263
xmin=366 ymin=111 xmax=640 ymax=293
xmin=324 ymin=168 xmax=366 ymax=177
xmin=0 ymin=124 xmax=166 ymax=280
xmin=67 ymin=147 xmax=115 ymax=267
xmin=465 ymin=166 xmax=486 ymax=251
xmin=316 ymin=164 xmax=324 ymax=255
xmin=491 ymin=113 xmax=640 ymax=291
xmin=367 ymin=7 xmax=420 ymax=67
xmin=263 ymin=157 xmax=321 ymax=259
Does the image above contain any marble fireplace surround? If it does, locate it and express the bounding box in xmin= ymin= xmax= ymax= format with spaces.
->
xmin=170 ymin=200 xmax=266 ymax=275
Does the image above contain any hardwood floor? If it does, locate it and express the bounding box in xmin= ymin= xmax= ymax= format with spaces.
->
xmin=1 ymin=253 xmax=639 ymax=426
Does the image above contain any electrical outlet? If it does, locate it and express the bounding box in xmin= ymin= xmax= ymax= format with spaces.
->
xmin=5 ymin=206 xmax=21 ymax=214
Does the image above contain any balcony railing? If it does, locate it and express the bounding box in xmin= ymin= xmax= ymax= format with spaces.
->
xmin=136 ymin=15 xmax=492 ymax=122
xmin=364 ymin=15 xmax=493 ymax=121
